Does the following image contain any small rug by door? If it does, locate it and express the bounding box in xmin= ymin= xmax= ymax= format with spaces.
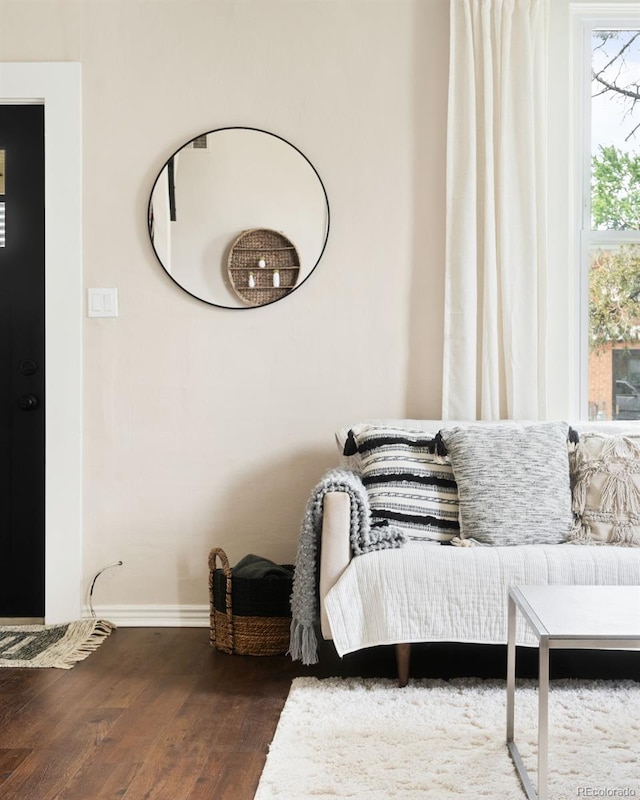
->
xmin=254 ymin=676 xmax=640 ymax=800
xmin=0 ymin=619 xmax=115 ymax=669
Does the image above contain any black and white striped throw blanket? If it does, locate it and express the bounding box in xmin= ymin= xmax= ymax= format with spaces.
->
xmin=289 ymin=469 xmax=406 ymax=665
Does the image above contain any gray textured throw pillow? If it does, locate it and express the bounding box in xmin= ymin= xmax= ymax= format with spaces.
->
xmin=439 ymin=422 xmax=573 ymax=545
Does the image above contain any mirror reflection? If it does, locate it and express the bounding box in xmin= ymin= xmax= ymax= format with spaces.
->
xmin=148 ymin=127 xmax=330 ymax=308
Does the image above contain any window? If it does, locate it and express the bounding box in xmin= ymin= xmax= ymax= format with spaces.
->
xmin=576 ymin=14 xmax=640 ymax=420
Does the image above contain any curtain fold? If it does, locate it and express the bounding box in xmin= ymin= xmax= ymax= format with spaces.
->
xmin=442 ymin=0 xmax=549 ymax=420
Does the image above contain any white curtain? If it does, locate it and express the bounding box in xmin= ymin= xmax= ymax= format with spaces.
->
xmin=442 ymin=0 xmax=550 ymax=420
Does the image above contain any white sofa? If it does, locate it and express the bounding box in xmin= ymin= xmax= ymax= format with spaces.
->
xmin=318 ymin=420 xmax=640 ymax=685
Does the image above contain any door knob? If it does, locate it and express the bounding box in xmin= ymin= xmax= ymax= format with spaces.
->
xmin=18 ymin=394 xmax=39 ymax=411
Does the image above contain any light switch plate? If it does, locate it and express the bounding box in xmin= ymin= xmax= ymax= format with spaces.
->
xmin=88 ymin=288 xmax=118 ymax=318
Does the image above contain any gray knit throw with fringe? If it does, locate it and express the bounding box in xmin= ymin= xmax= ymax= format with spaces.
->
xmin=289 ymin=469 xmax=406 ymax=665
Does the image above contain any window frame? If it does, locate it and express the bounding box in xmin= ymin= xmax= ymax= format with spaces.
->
xmin=571 ymin=4 xmax=640 ymax=418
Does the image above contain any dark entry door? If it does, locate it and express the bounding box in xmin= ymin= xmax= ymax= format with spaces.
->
xmin=0 ymin=104 xmax=45 ymax=619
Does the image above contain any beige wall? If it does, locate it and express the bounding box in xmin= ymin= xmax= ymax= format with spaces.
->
xmin=0 ymin=0 xmax=449 ymax=608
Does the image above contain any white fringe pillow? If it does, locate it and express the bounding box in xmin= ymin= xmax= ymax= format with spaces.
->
xmin=569 ymin=432 xmax=640 ymax=547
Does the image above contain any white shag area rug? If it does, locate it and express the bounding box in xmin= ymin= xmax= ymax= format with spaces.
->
xmin=254 ymin=676 xmax=640 ymax=800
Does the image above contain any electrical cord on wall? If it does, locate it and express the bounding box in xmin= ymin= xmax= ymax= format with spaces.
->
xmin=88 ymin=561 xmax=123 ymax=618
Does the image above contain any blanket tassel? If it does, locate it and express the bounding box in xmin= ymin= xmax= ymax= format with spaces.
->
xmin=289 ymin=619 xmax=319 ymax=665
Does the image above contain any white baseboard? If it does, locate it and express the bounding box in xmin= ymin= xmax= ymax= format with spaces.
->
xmin=83 ymin=604 xmax=210 ymax=627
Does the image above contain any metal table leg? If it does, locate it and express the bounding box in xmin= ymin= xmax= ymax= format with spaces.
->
xmin=507 ymin=594 xmax=542 ymax=800
xmin=507 ymin=593 xmax=516 ymax=741
xmin=538 ymin=637 xmax=549 ymax=800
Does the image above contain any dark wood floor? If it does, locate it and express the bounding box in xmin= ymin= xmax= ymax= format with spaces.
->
xmin=0 ymin=628 xmax=637 ymax=800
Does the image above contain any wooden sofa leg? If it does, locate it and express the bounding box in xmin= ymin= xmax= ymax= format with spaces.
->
xmin=395 ymin=643 xmax=411 ymax=688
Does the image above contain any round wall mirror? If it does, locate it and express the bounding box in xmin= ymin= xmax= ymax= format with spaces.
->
xmin=147 ymin=127 xmax=330 ymax=309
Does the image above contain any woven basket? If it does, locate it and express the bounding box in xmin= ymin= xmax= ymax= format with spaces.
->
xmin=226 ymin=228 xmax=300 ymax=307
xmin=208 ymin=547 xmax=293 ymax=656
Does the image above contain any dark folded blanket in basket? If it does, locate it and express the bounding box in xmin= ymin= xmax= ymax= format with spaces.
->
xmin=232 ymin=554 xmax=293 ymax=580
xmin=211 ymin=555 xmax=293 ymax=619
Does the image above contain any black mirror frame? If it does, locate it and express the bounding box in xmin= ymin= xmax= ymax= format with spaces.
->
xmin=147 ymin=126 xmax=331 ymax=310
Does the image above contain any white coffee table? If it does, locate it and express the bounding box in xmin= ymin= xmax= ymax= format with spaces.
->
xmin=506 ymin=585 xmax=640 ymax=800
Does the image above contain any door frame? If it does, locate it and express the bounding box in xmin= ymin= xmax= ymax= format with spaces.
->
xmin=0 ymin=63 xmax=82 ymax=624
